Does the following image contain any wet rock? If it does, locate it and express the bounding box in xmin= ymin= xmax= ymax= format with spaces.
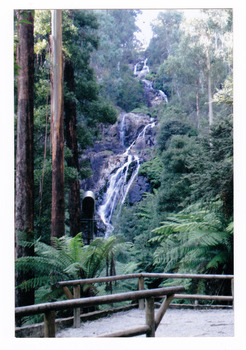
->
xmin=128 ymin=176 xmax=151 ymax=204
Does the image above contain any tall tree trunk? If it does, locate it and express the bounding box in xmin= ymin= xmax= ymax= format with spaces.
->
xmin=207 ymin=51 xmax=213 ymax=126
xmin=196 ymin=91 xmax=200 ymax=129
xmin=15 ymin=10 xmax=35 ymax=315
xmin=50 ymin=10 xmax=64 ymax=239
xmin=64 ymin=60 xmax=81 ymax=237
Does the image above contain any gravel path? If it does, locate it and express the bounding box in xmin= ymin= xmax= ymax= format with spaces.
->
xmin=56 ymin=308 xmax=234 ymax=337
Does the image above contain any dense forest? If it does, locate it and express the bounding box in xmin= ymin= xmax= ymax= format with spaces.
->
xmin=14 ymin=9 xmax=233 ymax=323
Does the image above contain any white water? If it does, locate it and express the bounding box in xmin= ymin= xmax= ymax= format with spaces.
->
xmin=134 ymin=58 xmax=149 ymax=78
xmin=158 ymin=89 xmax=168 ymax=103
xmin=134 ymin=58 xmax=168 ymax=103
xmin=98 ymin=115 xmax=155 ymax=236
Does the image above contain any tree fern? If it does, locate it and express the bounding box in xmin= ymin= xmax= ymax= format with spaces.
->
xmin=15 ymin=233 xmax=132 ymax=305
xmin=150 ymin=201 xmax=233 ymax=279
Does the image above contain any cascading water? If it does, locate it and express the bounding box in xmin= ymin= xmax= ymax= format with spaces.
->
xmin=134 ymin=58 xmax=168 ymax=104
xmin=98 ymin=115 xmax=155 ymax=236
xmin=158 ymin=89 xmax=168 ymax=103
xmin=96 ymin=58 xmax=166 ymax=236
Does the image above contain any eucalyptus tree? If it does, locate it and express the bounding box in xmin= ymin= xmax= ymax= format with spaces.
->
xmin=15 ymin=9 xmax=35 ymax=313
xmin=182 ymin=9 xmax=233 ymax=126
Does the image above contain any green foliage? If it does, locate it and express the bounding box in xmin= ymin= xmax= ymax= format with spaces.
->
xmin=113 ymin=192 xmax=164 ymax=274
xmin=115 ymin=68 xmax=145 ymax=112
xmin=157 ymin=106 xmax=197 ymax=151
xmin=146 ymin=10 xmax=183 ymax=67
xmin=150 ymin=201 xmax=233 ymax=293
xmin=90 ymin=10 xmax=142 ymax=110
xmin=157 ymin=127 xmax=198 ymax=213
xmin=185 ymin=113 xmax=233 ymax=218
xmin=139 ymin=156 xmax=162 ymax=189
xmin=15 ymin=234 xmax=131 ymax=302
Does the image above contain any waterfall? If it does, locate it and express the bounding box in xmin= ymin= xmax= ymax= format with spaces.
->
xmin=98 ymin=115 xmax=155 ymax=236
xmin=134 ymin=58 xmax=168 ymax=106
xmin=158 ymin=89 xmax=168 ymax=103
xmin=133 ymin=58 xmax=149 ymax=78
xmin=119 ymin=113 xmax=126 ymax=147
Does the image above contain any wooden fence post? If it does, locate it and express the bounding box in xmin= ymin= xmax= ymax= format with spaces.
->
xmin=145 ymin=297 xmax=155 ymax=337
xmin=73 ymin=285 xmax=81 ymax=328
xmin=44 ymin=311 xmax=56 ymax=337
xmin=138 ymin=276 xmax=145 ymax=310
xmin=231 ymin=278 xmax=234 ymax=308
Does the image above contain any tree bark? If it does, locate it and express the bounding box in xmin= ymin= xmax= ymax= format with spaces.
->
xmin=15 ymin=10 xmax=35 ymax=313
xmin=207 ymin=51 xmax=213 ymax=126
xmin=50 ymin=10 xmax=65 ymax=239
xmin=64 ymin=60 xmax=81 ymax=237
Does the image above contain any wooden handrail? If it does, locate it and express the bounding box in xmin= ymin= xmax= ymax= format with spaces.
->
xmin=57 ymin=273 xmax=142 ymax=286
xmin=15 ymin=286 xmax=185 ymax=338
xmin=141 ymin=272 xmax=234 ymax=280
xmin=57 ymin=272 xmax=234 ymax=287
xmin=15 ymin=286 xmax=185 ymax=317
xmin=174 ymin=294 xmax=233 ymax=301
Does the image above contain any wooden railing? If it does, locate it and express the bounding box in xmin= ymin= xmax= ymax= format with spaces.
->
xmin=58 ymin=272 xmax=234 ymax=310
xmin=15 ymin=285 xmax=185 ymax=337
xmin=15 ymin=272 xmax=234 ymax=338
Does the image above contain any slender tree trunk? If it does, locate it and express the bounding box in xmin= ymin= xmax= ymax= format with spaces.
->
xmin=64 ymin=60 xmax=81 ymax=236
xmin=15 ymin=10 xmax=35 ymax=314
xmin=39 ymin=95 xmax=49 ymax=218
xmin=196 ymin=91 xmax=200 ymax=129
xmin=207 ymin=51 xmax=213 ymax=126
xmin=50 ymin=10 xmax=64 ymax=239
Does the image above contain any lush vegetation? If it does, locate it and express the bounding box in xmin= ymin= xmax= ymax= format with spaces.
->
xmin=112 ymin=9 xmax=233 ymax=295
xmin=15 ymin=9 xmax=233 ymax=319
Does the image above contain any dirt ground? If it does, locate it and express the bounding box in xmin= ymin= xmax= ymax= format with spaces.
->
xmin=56 ymin=308 xmax=234 ymax=337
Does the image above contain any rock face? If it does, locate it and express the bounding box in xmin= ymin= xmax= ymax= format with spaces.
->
xmin=81 ymin=112 xmax=155 ymax=194
xmin=80 ymin=112 xmax=156 ymax=233
xmin=128 ymin=176 xmax=151 ymax=205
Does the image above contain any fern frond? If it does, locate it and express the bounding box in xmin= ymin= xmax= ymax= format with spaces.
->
xmin=16 ymin=275 xmax=52 ymax=291
xmin=15 ymin=256 xmax=64 ymax=274
xmin=206 ymin=251 xmax=229 ymax=269
xmin=68 ymin=233 xmax=84 ymax=261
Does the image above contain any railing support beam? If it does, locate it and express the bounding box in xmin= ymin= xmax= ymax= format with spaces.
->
xmin=138 ymin=276 xmax=145 ymax=310
xmin=146 ymin=297 xmax=155 ymax=337
xmin=155 ymin=294 xmax=174 ymax=329
xmin=44 ymin=310 xmax=56 ymax=337
xmin=73 ymin=285 xmax=80 ymax=328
